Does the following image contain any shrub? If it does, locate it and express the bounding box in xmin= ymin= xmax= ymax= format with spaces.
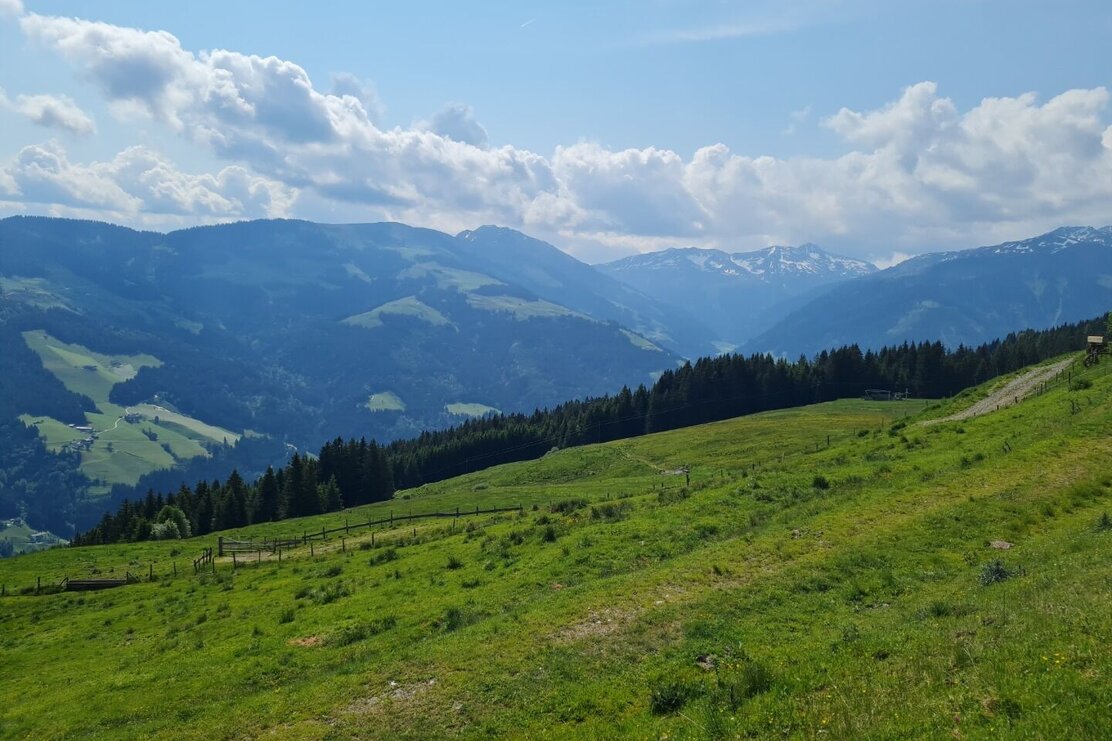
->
xmin=979 ymin=560 xmax=1013 ymax=586
xmin=590 ymin=502 xmax=630 ymax=522
xmin=306 ymin=581 xmax=351 ymax=605
xmin=1097 ymin=512 xmax=1112 ymax=532
xmin=550 ymin=498 xmax=588 ymax=514
xmin=369 ymin=548 xmax=397 ymax=565
xmin=446 ymin=555 xmax=464 ymax=570
xmin=648 ymin=679 xmax=698 ymax=715
xmin=322 ymin=564 xmax=343 ymax=578
xmin=812 ymin=475 xmax=831 ymax=490
xmin=440 ymin=606 xmax=482 ymax=632
xmin=1071 ymin=378 xmax=1093 ymax=390
xmin=694 ymin=522 xmax=719 ymax=539
xmin=716 ymin=658 xmax=773 ymax=708
xmin=278 ymin=607 xmax=295 ymax=624
xmin=327 ymin=616 xmax=396 ymax=646
xmin=657 ymin=488 xmax=689 ymax=505
xmin=541 ymin=525 xmax=558 ymax=543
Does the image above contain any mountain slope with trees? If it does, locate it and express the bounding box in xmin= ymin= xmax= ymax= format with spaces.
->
xmin=75 ymin=313 xmax=1108 ymax=545
xmin=0 ymin=217 xmax=681 ymax=534
xmin=745 ymin=226 xmax=1112 ymax=355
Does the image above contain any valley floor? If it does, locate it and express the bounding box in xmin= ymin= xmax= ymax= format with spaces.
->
xmin=1 ymin=356 xmax=1110 ymax=739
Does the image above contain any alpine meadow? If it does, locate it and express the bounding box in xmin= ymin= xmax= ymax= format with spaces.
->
xmin=2 ymin=1 xmax=1112 ymax=739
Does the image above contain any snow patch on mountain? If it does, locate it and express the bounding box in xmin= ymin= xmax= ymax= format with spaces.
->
xmin=602 ymin=243 xmax=876 ymax=283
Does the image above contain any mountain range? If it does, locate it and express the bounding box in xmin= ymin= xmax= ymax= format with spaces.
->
xmin=742 ymin=226 xmax=1112 ymax=356
xmin=1 ymin=216 xmax=1108 ymax=534
xmin=599 ymin=244 xmax=876 ymax=349
xmin=0 ymin=217 xmax=693 ymax=531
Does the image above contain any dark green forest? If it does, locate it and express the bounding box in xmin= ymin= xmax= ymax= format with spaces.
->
xmin=73 ymin=313 xmax=1107 ymax=546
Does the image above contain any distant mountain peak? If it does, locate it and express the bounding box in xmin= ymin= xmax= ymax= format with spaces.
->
xmin=898 ymin=224 xmax=1112 ymax=271
xmin=602 ymin=242 xmax=875 ymax=282
xmin=994 ymin=225 xmax=1112 ymax=254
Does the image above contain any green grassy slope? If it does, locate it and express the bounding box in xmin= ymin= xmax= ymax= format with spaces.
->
xmin=1 ymin=356 xmax=1110 ymax=739
xmin=18 ymin=330 xmax=240 ymax=496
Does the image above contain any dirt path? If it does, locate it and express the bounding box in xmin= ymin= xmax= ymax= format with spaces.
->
xmin=923 ymin=358 xmax=1073 ymax=425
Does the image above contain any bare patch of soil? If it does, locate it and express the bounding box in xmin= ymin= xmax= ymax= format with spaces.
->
xmin=287 ymin=635 xmax=323 ymax=647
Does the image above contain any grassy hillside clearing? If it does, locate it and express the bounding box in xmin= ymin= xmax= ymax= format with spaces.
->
xmin=342 ymin=297 xmax=454 ymax=331
xmin=1 ymin=354 xmax=1110 ymax=739
xmin=465 ymin=294 xmax=590 ymax=321
xmin=367 ymin=392 xmax=407 ymax=413
xmin=18 ymin=330 xmax=240 ymax=495
xmin=445 ymin=402 xmax=502 ymax=418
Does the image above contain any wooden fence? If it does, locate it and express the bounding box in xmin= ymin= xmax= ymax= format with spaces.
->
xmin=218 ymin=504 xmax=524 ymax=556
xmin=193 ymin=547 xmax=214 ymax=573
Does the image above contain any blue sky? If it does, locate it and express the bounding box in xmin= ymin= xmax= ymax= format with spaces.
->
xmin=1 ymin=0 xmax=1110 ymax=263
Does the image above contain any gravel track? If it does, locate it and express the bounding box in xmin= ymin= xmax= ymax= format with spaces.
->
xmin=923 ymin=358 xmax=1074 ymax=425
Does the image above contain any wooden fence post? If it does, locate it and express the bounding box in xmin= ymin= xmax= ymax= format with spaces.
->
xmin=342 ymin=538 xmax=347 ymax=553
xmin=149 ymin=563 xmax=153 ymax=580
xmin=321 ymin=526 xmax=326 ymax=541
xmin=173 ymin=561 xmax=177 ymax=577
xmin=371 ymin=532 xmax=375 ymax=546
xmin=345 ymin=519 xmax=350 ymax=534
xmin=36 ymin=576 xmax=41 ymax=594
xmin=310 ymin=543 xmax=315 ymax=558
xmin=232 ymin=553 xmax=237 ymax=570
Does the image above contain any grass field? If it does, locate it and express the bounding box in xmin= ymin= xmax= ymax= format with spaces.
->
xmin=22 ymin=329 xmax=161 ymax=404
xmin=465 ymin=294 xmax=589 ymax=321
xmin=445 ymin=402 xmax=502 ymax=417
xmin=342 ymin=297 xmax=454 ymax=331
xmin=367 ymin=392 xmax=407 ymax=412
xmin=620 ymin=328 xmax=664 ymax=352
xmin=0 ymin=276 xmax=73 ymax=311
xmin=1 ymin=353 xmax=1110 ymax=739
xmin=19 ymin=331 xmax=241 ymax=494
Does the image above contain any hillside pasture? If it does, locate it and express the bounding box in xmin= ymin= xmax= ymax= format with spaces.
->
xmin=19 ymin=331 xmax=240 ymax=495
xmin=0 ymin=356 xmax=1109 ymax=738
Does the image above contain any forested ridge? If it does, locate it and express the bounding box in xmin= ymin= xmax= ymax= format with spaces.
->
xmin=74 ymin=314 xmax=1108 ymax=546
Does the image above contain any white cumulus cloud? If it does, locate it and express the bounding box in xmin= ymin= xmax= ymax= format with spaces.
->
xmin=14 ymin=11 xmax=1112 ymax=260
xmin=0 ymin=90 xmax=97 ymax=135
xmin=0 ymin=141 xmax=296 ymax=224
xmin=422 ymin=103 xmax=489 ymax=149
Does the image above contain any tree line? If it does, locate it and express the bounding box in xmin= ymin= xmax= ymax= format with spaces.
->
xmin=74 ymin=439 xmax=393 ymax=545
xmin=75 ymin=314 xmax=1108 ymax=546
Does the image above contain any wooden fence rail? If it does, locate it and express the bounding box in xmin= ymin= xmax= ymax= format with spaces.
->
xmin=219 ymin=504 xmax=524 ymax=556
xmin=193 ymin=547 xmax=214 ymax=573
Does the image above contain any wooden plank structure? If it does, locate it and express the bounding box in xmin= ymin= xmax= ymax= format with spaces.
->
xmin=63 ymin=572 xmax=137 ymax=591
xmin=1083 ymin=336 xmax=1106 ymax=367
